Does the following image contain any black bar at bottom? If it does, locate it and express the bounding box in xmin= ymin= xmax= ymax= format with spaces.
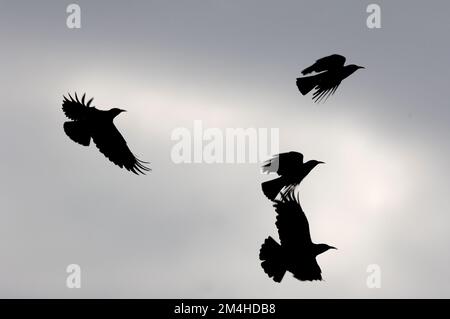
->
xmin=0 ymin=299 xmax=446 ymax=317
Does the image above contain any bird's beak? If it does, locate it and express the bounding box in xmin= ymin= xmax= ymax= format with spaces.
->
xmin=318 ymin=161 xmax=325 ymax=164
xmin=358 ymin=66 xmax=365 ymax=69
xmin=120 ymin=109 xmax=127 ymax=113
xmin=330 ymin=246 xmax=337 ymax=250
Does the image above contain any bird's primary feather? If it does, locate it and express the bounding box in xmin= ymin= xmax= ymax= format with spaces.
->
xmin=312 ymin=83 xmax=340 ymax=103
xmin=62 ymin=93 xmax=94 ymax=121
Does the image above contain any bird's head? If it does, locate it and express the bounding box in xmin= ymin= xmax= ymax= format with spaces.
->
xmin=348 ymin=64 xmax=365 ymax=73
xmin=315 ymin=243 xmax=337 ymax=256
xmin=302 ymin=160 xmax=324 ymax=177
xmin=109 ymin=108 xmax=127 ymax=118
xmin=306 ymin=160 xmax=325 ymax=170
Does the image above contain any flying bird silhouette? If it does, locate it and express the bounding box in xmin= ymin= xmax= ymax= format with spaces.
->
xmin=261 ymin=152 xmax=323 ymax=201
xmin=259 ymin=192 xmax=336 ymax=282
xmin=62 ymin=93 xmax=150 ymax=174
xmin=296 ymin=54 xmax=364 ymax=103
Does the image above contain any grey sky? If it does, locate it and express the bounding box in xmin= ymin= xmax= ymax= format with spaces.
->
xmin=0 ymin=0 xmax=449 ymax=298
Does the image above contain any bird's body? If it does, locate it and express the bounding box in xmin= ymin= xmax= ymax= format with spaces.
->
xmin=62 ymin=93 xmax=150 ymax=175
xmin=296 ymin=54 xmax=364 ymax=103
xmin=261 ymin=152 xmax=323 ymax=201
xmin=259 ymin=192 xmax=336 ymax=282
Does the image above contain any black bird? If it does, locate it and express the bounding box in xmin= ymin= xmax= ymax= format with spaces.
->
xmin=259 ymin=192 xmax=336 ymax=282
xmin=261 ymin=152 xmax=323 ymax=201
xmin=62 ymin=93 xmax=150 ymax=174
xmin=296 ymin=54 xmax=364 ymax=103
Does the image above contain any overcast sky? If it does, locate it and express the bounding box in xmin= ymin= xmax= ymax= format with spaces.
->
xmin=0 ymin=0 xmax=449 ymax=298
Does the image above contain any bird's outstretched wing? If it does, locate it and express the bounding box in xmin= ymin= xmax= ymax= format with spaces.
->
xmin=274 ymin=192 xmax=312 ymax=250
xmin=262 ymin=152 xmax=304 ymax=175
xmin=274 ymin=192 xmax=322 ymax=281
xmin=62 ymin=93 xmax=94 ymax=120
xmin=301 ymin=54 xmax=346 ymax=75
xmin=92 ymin=123 xmax=150 ymax=175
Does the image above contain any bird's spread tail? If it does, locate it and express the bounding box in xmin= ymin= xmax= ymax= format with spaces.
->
xmin=64 ymin=121 xmax=91 ymax=146
xmin=296 ymin=74 xmax=320 ymax=95
xmin=261 ymin=176 xmax=286 ymax=201
xmin=259 ymin=237 xmax=286 ymax=283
